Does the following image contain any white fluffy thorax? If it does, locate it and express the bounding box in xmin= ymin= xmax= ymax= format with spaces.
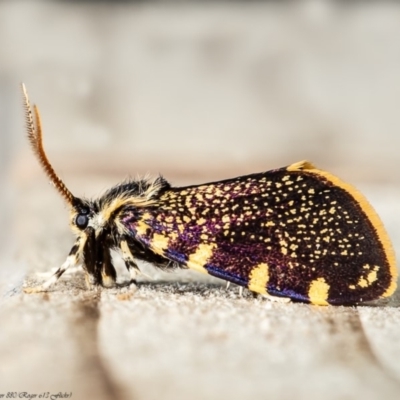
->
xmin=89 ymin=212 xmax=106 ymax=230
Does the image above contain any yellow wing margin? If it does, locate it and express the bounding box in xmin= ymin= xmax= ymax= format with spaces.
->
xmin=287 ymin=160 xmax=397 ymax=298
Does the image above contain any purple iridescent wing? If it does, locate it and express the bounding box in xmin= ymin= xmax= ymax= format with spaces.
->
xmin=121 ymin=161 xmax=396 ymax=305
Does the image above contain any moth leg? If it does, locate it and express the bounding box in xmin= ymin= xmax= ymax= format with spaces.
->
xmin=36 ymin=264 xmax=82 ymax=278
xmin=84 ymin=272 xmax=96 ymax=290
xmin=225 ymin=281 xmax=231 ymax=290
xmin=120 ymin=239 xmax=141 ymax=281
xmin=24 ymin=239 xmax=81 ymax=293
xmin=82 ymin=228 xmax=119 ymax=290
xmin=101 ymin=246 xmax=117 ymax=288
xmin=238 ymin=287 xmax=244 ymax=297
xmin=262 ymin=293 xmax=291 ymax=303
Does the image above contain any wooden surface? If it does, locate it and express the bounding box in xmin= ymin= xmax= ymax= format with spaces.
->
xmin=0 ymin=175 xmax=400 ymax=400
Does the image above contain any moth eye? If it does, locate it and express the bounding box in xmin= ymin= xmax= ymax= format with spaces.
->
xmin=76 ymin=214 xmax=89 ymax=229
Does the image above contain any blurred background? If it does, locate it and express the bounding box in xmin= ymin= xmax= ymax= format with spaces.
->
xmin=2 ymin=0 xmax=400 ymax=282
xmin=2 ymin=0 xmax=400 ymax=180
xmin=1 ymin=0 xmax=400 ymax=258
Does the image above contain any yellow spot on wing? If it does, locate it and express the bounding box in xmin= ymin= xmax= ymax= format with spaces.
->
xmin=169 ymin=232 xmax=178 ymax=240
xmin=357 ymin=267 xmax=379 ymax=289
xmin=358 ymin=277 xmax=368 ymax=288
xmin=152 ymin=234 xmax=169 ymax=253
xmin=187 ymin=243 xmax=216 ymax=274
xmin=248 ymin=263 xmax=269 ymax=294
xmin=222 ymin=215 xmax=230 ymax=223
xmin=136 ymin=221 xmax=149 ymax=236
xmin=368 ymin=270 xmax=378 ymax=284
xmin=308 ymin=278 xmax=330 ymax=305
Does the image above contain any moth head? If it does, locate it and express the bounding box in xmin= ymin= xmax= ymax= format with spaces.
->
xmin=69 ymin=197 xmax=96 ymax=235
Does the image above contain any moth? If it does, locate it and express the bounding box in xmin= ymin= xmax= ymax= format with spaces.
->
xmin=22 ymin=84 xmax=397 ymax=305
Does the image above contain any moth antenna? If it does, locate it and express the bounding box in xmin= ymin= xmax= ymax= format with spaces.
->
xmin=21 ymin=83 xmax=75 ymax=206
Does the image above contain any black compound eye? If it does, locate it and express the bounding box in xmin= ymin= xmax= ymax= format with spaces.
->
xmin=76 ymin=214 xmax=89 ymax=229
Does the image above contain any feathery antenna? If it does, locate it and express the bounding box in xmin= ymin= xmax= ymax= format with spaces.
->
xmin=21 ymin=83 xmax=75 ymax=206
